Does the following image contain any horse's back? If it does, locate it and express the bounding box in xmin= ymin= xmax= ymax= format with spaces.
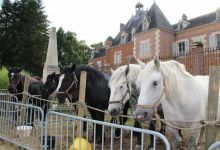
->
xmin=28 ymin=76 xmax=43 ymax=95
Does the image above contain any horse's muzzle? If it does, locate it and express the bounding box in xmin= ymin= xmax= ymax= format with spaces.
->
xmin=108 ymin=108 xmax=120 ymax=116
xmin=135 ymin=108 xmax=152 ymax=122
xmin=56 ymin=94 xmax=66 ymax=104
xmin=8 ymin=85 xmax=16 ymax=94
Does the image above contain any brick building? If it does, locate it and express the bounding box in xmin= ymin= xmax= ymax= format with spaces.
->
xmin=89 ymin=2 xmax=220 ymax=74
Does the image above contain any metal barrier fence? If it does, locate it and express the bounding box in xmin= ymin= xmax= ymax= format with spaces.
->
xmin=44 ymin=111 xmax=171 ymax=150
xmin=208 ymin=141 xmax=220 ymax=150
xmin=0 ymin=99 xmax=44 ymax=150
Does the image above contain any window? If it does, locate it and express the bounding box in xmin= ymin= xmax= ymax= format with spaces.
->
xmin=142 ymin=17 xmax=150 ymax=31
xmin=173 ymin=39 xmax=189 ymax=55
xmin=192 ymin=35 xmax=205 ymax=46
xmin=96 ymin=61 xmax=101 ymax=70
xmin=114 ymin=52 xmax=121 ymax=65
xmin=131 ymin=28 xmax=136 ymax=41
xmin=140 ymin=40 xmax=149 ymax=57
xmin=209 ymin=33 xmax=220 ymax=49
xmin=121 ymin=36 xmax=126 ymax=44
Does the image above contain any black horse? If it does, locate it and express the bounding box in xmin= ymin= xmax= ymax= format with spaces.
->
xmin=7 ymin=67 xmax=48 ymax=125
xmin=41 ymin=72 xmax=60 ymax=100
xmin=56 ymin=64 xmax=114 ymax=144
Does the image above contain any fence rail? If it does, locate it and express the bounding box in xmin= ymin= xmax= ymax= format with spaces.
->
xmin=0 ymin=99 xmax=44 ymax=150
xmin=99 ymin=47 xmax=220 ymax=76
xmin=44 ymin=111 xmax=171 ymax=150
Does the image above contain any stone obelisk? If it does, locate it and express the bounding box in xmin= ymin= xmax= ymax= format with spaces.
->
xmin=42 ymin=27 xmax=60 ymax=82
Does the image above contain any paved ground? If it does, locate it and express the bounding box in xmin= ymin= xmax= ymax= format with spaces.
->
xmin=0 ymin=141 xmax=17 ymax=150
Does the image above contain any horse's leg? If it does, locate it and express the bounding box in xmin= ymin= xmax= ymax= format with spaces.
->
xmin=148 ymin=120 xmax=156 ymax=149
xmin=114 ymin=102 xmax=129 ymax=138
xmin=133 ymin=119 xmax=142 ymax=150
xmin=94 ymin=110 xmax=105 ymax=144
xmin=167 ymin=127 xmax=182 ymax=150
xmin=88 ymin=108 xmax=104 ymax=144
xmin=189 ymin=129 xmax=201 ymax=150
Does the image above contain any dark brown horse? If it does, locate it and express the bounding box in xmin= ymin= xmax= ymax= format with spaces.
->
xmin=8 ymin=67 xmax=47 ymax=125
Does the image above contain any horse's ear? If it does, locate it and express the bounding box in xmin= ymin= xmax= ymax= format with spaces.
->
xmin=52 ymin=72 xmax=56 ymax=77
xmin=154 ymin=57 xmax=160 ymax=70
xmin=17 ymin=67 xmax=23 ymax=73
xmin=125 ymin=63 xmax=130 ymax=76
xmin=136 ymin=58 xmax=146 ymax=70
xmin=71 ymin=64 xmax=76 ymax=72
xmin=110 ymin=68 xmax=114 ymax=75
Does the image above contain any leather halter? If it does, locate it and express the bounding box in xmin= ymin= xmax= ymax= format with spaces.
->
xmin=9 ymin=74 xmax=23 ymax=93
xmin=108 ymin=76 xmax=131 ymax=110
xmin=56 ymin=72 xmax=78 ymax=101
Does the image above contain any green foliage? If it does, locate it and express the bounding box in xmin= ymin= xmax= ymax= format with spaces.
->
xmin=0 ymin=0 xmax=49 ymax=76
xmin=57 ymin=27 xmax=92 ymax=66
xmin=0 ymin=66 xmax=9 ymax=89
xmin=0 ymin=66 xmax=32 ymax=89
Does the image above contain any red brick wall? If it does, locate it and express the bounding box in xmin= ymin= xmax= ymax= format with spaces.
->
xmin=89 ymin=56 xmax=106 ymax=68
xmin=107 ymin=42 xmax=134 ymax=67
xmin=159 ymin=30 xmax=175 ymax=55
xmin=135 ymin=29 xmax=156 ymax=58
xmin=176 ymin=22 xmax=220 ymax=48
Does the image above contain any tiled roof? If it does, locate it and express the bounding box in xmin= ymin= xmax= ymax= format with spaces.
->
xmin=93 ymin=48 xmax=106 ymax=58
xmin=173 ymin=12 xmax=217 ymax=31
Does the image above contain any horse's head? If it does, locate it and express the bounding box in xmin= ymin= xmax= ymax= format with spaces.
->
xmin=135 ymin=58 xmax=165 ymax=121
xmin=8 ymin=67 xmax=23 ymax=93
xmin=108 ymin=64 xmax=132 ymax=116
xmin=41 ymin=72 xmax=60 ymax=99
xmin=56 ymin=64 xmax=78 ymax=104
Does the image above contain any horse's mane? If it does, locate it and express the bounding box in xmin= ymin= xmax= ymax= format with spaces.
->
xmin=75 ymin=65 xmax=107 ymax=82
xmin=109 ymin=64 xmax=141 ymax=85
xmin=142 ymin=59 xmax=193 ymax=98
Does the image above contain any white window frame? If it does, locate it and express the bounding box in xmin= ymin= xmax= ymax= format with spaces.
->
xmin=191 ymin=35 xmax=205 ymax=44
xmin=140 ymin=39 xmax=149 ymax=57
xmin=173 ymin=39 xmax=189 ymax=55
xmin=142 ymin=17 xmax=149 ymax=31
xmin=114 ymin=51 xmax=121 ymax=65
xmin=96 ymin=60 xmax=101 ymax=70
xmin=209 ymin=31 xmax=220 ymax=49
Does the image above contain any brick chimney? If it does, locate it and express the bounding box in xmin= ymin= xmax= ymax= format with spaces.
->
xmin=216 ymin=7 xmax=220 ymax=21
xmin=120 ymin=23 xmax=125 ymax=33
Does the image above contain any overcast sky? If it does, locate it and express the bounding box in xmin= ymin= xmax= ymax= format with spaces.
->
xmin=43 ymin=0 xmax=220 ymax=46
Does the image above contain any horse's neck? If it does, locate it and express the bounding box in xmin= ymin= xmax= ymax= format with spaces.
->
xmin=17 ymin=75 xmax=25 ymax=93
xmin=162 ymin=74 xmax=209 ymax=121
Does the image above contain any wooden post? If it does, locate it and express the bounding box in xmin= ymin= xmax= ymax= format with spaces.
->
xmin=205 ymin=66 xmax=220 ymax=149
xmin=76 ymin=71 xmax=87 ymax=137
xmin=20 ymin=76 xmax=30 ymax=125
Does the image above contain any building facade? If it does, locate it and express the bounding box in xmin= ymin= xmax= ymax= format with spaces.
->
xmin=89 ymin=2 xmax=220 ymax=74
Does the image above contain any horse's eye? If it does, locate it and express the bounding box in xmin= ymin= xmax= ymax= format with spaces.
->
xmin=153 ymin=81 xmax=159 ymax=86
xmin=119 ymin=85 xmax=123 ymax=89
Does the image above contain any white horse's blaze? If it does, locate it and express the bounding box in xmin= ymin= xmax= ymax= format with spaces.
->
xmin=56 ymin=74 xmax=64 ymax=92
xmin=135 ymin=59 xmax=219 ymax=149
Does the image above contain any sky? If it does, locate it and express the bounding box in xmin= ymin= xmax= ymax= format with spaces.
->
xmin=43 ymin=0 xmax=220 ymax=46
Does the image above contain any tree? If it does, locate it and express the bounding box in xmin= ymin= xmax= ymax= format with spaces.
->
xmin=0 ymin=0 xmax=49 ymax=76
xmin=57 ymin=27 xmax=91 ymax=67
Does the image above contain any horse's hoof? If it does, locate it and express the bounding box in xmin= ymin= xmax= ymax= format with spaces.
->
xmin=114 ymin=134 xmax=121 ymax=140
xmin=135 ymin=144 xmax=141 ymax=150
xmin=147 ymin=145 xmax=154 ymax=150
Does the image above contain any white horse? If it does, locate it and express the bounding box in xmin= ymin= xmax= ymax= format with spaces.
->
xmin=108 ymin=64 xmax=141 ymax=115
xmin=108 ymin=63 xmax=167 ymax=149
xmin=134 ymin=58 xmax=220 ymax=150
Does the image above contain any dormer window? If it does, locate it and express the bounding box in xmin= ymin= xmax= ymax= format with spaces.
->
xmin=142 ymin=17 xmax=150 ymax=31
xmin=120 ymin=31 xmax=128 ymax=44
xmin=177 ymin=14 xmax=190 ymax=30
xmin=131 ymin=27 xmax=136 ymax=41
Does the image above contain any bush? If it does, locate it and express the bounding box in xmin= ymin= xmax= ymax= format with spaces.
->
xmin=0 ymin=66 xmax=9 ymax=89
xmin=0 ymin=67 xmax=32 ymax=90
